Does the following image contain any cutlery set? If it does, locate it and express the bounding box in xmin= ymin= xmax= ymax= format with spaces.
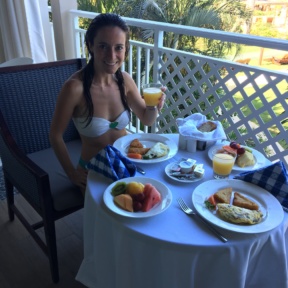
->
xmin=177 ymin=198 xmax=228 ymax=243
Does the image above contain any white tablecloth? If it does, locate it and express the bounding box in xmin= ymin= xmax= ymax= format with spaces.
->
xmin=76 ymin=134 xmax=288 ymax=288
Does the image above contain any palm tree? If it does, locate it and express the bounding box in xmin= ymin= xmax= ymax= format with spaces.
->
xmin=115 ymin=0 xmax=252 ymax=59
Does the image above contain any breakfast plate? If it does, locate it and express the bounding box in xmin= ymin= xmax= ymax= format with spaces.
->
xmin=113 ymin=133 xmax=178 ymax=164
xmin=192 ymin=179 xmax=284 ymax=233
xmin=165 ymin=162 xmax=204 ymax=183
xmin=103 ymin=176 xmax=173 ymax=218
xmin=207 ymin=143 xmax=268 ymax=171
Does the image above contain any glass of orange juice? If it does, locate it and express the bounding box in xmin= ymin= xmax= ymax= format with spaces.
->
xmin=142 ymin=83 xmax=162 ymax=107
xmin=212 ymin=149 xmax=236 ymax=179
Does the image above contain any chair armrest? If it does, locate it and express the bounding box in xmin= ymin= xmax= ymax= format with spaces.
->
xmin=0 ymin=114 xmax=52 ymax=213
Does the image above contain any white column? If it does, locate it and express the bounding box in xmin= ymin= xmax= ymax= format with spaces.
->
xmin=38 ymin=0 xmax=55 ymax=61
xmin=50 ymin=0 xmax=77 ymax=60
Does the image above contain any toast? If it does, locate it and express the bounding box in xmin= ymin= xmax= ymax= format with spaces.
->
xmin=130 ymin=139 xmax=144 ymax=148
xmin=214 ymin=187 xmax=232 ymax=204
xmin=197 ymin=121 xmax=217 ymax=132
xmin=232 ymin=192 xmax=259 ymax=210
xmin=128 ymin=147 xmax=150 ymax=155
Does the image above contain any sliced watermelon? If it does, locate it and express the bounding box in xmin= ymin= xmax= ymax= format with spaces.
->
xmin=142 ymin=184 xmax=161 ymax=212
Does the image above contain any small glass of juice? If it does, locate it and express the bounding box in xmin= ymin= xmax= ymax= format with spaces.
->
xmin=142 ymin=83 xmax=162 ymax=107
xmin=212 ymin=150 xmax=236 ymax=179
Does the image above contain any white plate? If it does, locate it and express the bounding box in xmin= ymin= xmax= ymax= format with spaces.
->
xmin=103 ymin=176 xmax=173 ymax=218
xmin=113 ymin=133 xmax=178 ymax=164
xmin=192 ymin=179 xmax=284 ymax=233
xmin=208 ymin=144 xmax=267 ymax=171
xmin=165 ymin=162 xmax=204 ymax=183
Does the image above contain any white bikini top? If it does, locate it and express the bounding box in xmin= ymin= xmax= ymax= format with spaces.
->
xmin=73 ymin=110 xmax=130 ymax=138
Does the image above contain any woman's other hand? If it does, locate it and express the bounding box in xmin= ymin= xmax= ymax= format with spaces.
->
xmin=69 ymin=167 xmax=88 ymax=194
xmin=157 ymin=86 xmax=167 ymax=111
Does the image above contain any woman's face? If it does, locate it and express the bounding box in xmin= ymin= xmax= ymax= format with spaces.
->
xmin=89 ymin=26 xmax=127 ymax=75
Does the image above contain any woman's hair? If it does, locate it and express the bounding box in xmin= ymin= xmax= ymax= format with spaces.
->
xmin=82 ymin=13 xmax=131 ymax=125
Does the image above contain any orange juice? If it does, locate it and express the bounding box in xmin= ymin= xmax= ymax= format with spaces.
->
xmin=143 ymin=84 xmax=162 ymax=106
xmin=212 ymin=153 xmax=235 ymax=178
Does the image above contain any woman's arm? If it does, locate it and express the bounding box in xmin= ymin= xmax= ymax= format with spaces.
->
xmin=49 ymin=76 xmax=87 ymax=190
xmin=123 ymin=72 xmax=166 ymax=126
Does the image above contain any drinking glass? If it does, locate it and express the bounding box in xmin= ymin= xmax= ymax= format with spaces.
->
xmin=142 ymin=83 xmax=162 ymax=107
xmin=212 ymin=149 xmax=236 ymax=179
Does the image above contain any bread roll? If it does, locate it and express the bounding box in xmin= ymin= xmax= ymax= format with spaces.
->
xmin=197 ymin=121 xmax=217 ymax=132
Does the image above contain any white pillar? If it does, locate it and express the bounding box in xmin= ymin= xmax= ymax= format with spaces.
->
xmin=50 ymin=0 xmax=77 ymax=60
xmin=38 ymin=0 xmax=55 ymax=61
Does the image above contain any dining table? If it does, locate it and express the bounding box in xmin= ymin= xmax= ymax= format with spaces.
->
xmin=76 ymin=134 xmax=288 ymax=288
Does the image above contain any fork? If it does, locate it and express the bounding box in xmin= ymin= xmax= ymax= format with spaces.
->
xmin=177 ymin=198 xmax=228 ymax=243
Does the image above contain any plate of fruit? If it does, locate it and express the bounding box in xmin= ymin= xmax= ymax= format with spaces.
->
xmin=208 ymin=141 xmax=268 ymax=171
xmin=103 ymin=176 xmax=173 ymax=218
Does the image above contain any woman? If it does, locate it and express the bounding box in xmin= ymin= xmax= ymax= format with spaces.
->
xmin=49 ymin=13 xmax=165 ymax=194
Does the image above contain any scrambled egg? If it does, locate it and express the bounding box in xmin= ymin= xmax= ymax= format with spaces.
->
xmin=217 ymin=204 xmax=263 ymax=225
xmin=143 ymin=142 xmax=169 ymax=159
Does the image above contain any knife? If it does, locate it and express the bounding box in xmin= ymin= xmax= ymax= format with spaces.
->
xmin=136 ymin=166 xmax=145 ymax=175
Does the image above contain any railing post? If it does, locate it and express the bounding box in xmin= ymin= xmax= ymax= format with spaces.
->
xmin=71 ymin=14 xmax=81 ymax=58
xmin=152 ymin=29 xmax=164 ymax=133
xmin=50 ymin=0 xmax=77 ymax=60
xmin=153 ymin=30 xmax=164 ymax=83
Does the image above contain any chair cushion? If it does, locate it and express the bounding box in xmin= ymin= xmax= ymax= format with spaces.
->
xmin=28 ymin=140 xmax=84 ymax=211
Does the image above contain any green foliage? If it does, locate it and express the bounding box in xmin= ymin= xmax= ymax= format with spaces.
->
xmin=77 ymin=0 xmax=120 ymax=13
xmin=77 ymin=0 xmax=123 ymax=29
xmin=250 ymin=22 xmax=280 ymax=38
xmin=115 ymin=0 xmax=251 ymax=59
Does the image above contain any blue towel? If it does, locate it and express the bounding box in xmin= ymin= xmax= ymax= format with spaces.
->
xmin=233 ymin=161 xmax=288 ymax=208
xmin=87 ymin=145 xmax=136 ymax=181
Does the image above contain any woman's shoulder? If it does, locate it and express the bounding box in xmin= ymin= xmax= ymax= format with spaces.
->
xmin=63 ymin=71 xmax=83 ymax=92
xmin=121 ymin=71 xmax=136 ymax=88
xmin=58 ymin=71 xmax=84 ymax=104
xmin=121 ymin=70 xmax=133 ymax=81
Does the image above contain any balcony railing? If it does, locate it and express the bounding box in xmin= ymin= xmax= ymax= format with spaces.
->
xmin=68 ymin=10 xmax=288 ymax=168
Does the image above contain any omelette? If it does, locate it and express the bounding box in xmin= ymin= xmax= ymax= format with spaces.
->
xmin=143 ymin=142 xmax=169 ymax=159
xmin=217 ymin=204 xmax=263 ymax=225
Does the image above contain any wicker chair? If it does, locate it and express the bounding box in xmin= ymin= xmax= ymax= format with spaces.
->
xmin=0 ymin=59 xmax=87 ymax=283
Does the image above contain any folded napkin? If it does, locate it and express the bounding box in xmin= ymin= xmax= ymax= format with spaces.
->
xmin=176 ymin=113 xmax=226 ymax=141
xmin=233 ymin=161 xmax=288 ymax=208
xmin=86 ymin=145 xmax=136 ymax=181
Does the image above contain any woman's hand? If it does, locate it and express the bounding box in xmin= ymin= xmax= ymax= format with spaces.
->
xmin=157 ymin=86 xmax=167 ymax=111
xmin=69 ymin=167 xmax=88 ymax=193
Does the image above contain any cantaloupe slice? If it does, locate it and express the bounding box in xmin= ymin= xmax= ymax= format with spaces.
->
xmin=114 ymin=194 xmax=133 ymax=212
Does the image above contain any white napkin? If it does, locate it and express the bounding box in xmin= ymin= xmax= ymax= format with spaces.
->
xmin=176 ymin=113 xmax=226 ymax=141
